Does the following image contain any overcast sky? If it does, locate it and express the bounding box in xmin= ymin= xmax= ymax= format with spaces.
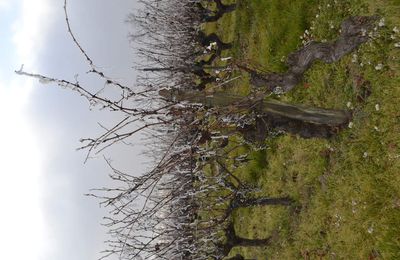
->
xmin=0 ymin=1 xmax=144 ymax=259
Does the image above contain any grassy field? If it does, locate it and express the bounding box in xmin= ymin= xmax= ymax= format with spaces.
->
xmin=202 ymin=0 xmax=400 ymax=259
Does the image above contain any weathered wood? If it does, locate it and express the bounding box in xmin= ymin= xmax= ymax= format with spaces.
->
xmin=246 ymin=15 xmax=378 ymax=92
xmin=231 ymin=196 xmax=294 ymax=210
xmin=195 ymin=0 xmax=236 ymax=23
xmin=260 ymin=99 xmax=350 ymax=126
xmin=159 ymin=88 xmax=350 ymax=127
xmin=218 ymin=221 xmax=271 ymax=258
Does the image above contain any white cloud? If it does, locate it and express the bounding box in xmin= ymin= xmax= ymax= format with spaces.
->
xmin=0 ymin=79 xmax=47 ymax=260
xmin=0 ymin=0 xmax=57 ymax=259
xmin=12 ymin=0 xmax=56 ymax=67
xmin=0 ymin=0 xmax=10 ymax=9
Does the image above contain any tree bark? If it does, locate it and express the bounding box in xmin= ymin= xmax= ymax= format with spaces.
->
xmin=159 ymin=88 xmax=350 ymax=128
xmin=196 ymin=0 xmax=236 ymax=23
xmin=246 ymin=16 xmax=378 ymax=92
xmin=198 ymin=31 xmax=232 ymax=51
xmin=231 ymin=196 xmax=294 ymax=210
xmin=219 ymin=222 xmax=271 ymax=258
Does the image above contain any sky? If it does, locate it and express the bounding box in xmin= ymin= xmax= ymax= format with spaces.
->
xmin=0 ymin=1 xmax=144 ymax=259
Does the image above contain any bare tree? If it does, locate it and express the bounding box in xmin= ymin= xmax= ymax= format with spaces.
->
xmin=16 ymin=1 xmax=380 ymax=259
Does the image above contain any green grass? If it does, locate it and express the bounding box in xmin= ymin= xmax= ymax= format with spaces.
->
xmin=202 ymin=0 xmax=400 ymax=259
xmin=202 ymin=0 xmax=317 ymax=95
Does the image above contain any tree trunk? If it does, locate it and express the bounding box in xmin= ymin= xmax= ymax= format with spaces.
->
xmin=246 ymin=15 xmax=378 ymax=92
xmin=196 ymin=0 xmax=236 ymax=23
xmin=197 ymin=31 xmax=232 ymax=51
xmin=219 ymin=222 xmax=271 ymax=258
xmin=223 ymin=195 xmax=294 ymax=219
xmin=231 ymin=196 xmax=294 ymax=210
xmin=159 ymin=88 xmax=350 ymax=128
